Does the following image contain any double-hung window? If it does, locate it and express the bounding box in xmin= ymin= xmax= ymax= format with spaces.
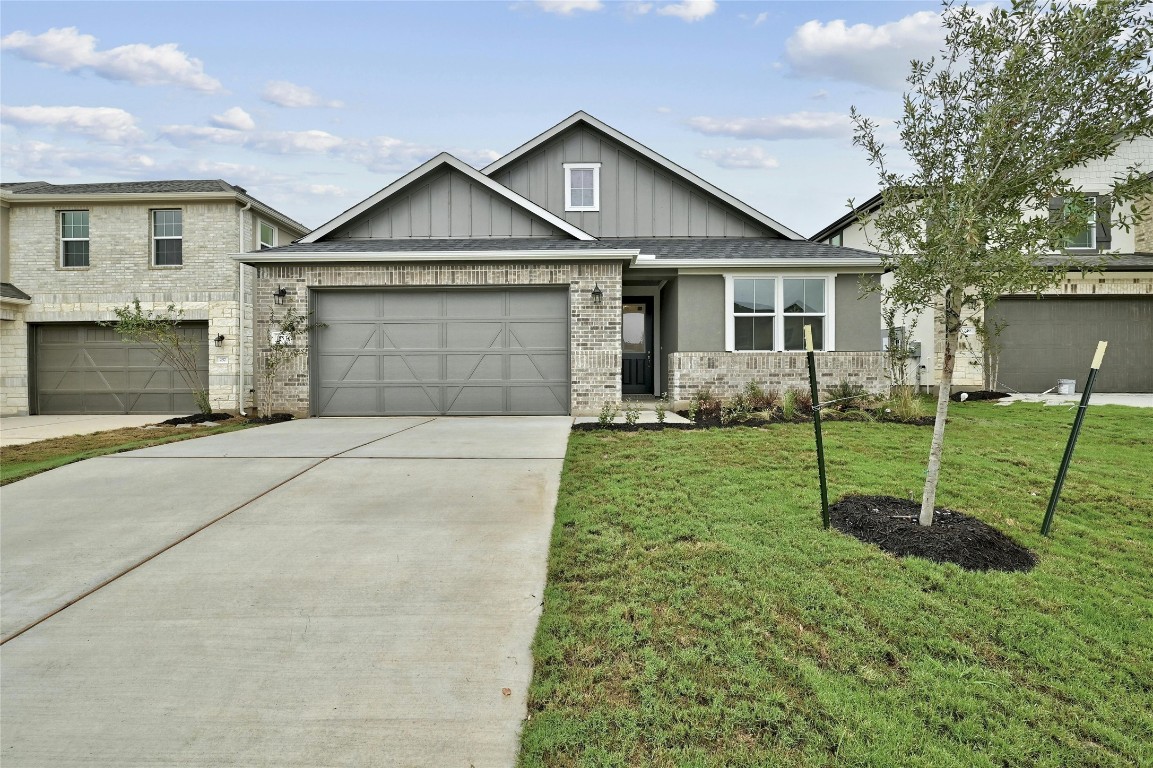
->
xmin=728 ymin=276 xmax=830 ymax=351
xmin=563 ymin=162 xmax=600 ymax=211
xmin=1065 ymin=195 xmax=1096 ymax=250
xmin=60 ymin=211 xmax=90 ymax=267
xmin=152 ymin=209 xmax=183 ymax=266
xmin=259 ymin=221 xmax=276 ymax=250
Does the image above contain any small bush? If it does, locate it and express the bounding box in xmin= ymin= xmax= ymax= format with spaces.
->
xmin=824 ymin=380 xmax=872 ymax=411
xmin=597 ymin=401 xmax=619 ymax=427
xmin=654 ymin=396 xmax=668 ymax=424
xmin=688 ymin=389 xmax=723 ymax=423
xmin=623 ymin=401 xmax=641 ymax=426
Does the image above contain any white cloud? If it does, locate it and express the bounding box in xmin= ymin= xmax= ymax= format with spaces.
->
xmin=0 ymin=104 xmax=145 ymax=142
xmin=784 ymin=11 xmax=944 ymax=90
xmin=1 ymin=139 xmax=156 ymax=178
xmin=158 ymin=124 xmax=248 ymax=146
xmin=261 ymin=80 xmax=344 ymax=109
xmin=753 ymin=12 xmax=770 ymax=26
xmin=291 ymin=182 xmax=350 ymax=197
xmin=656 ymin=106 xmax=672 ymax=114
xmin=698 ymin=146 xmax=780 ymax=170
xmin=0 ymin=27 xmax=222 ymax=92
xmin=811 ymin=89 xmax=829 ymax=100
xmin=210 ymin=107 xmax=255 ymax=131
xmin=686 ymin=112 xmax=851 ymax=140
xmin=535 ymin=0 xmax=603 ymax=15
xmin=160 ymin=124 xmax=344 ymax=155
xmin=657 ymin=0 xmax=716 ymax=22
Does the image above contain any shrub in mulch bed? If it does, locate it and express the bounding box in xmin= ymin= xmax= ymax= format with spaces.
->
xmin=159 ymin=413 xmax=235 ymax=426
xmin=574 ymin=412 xmax=935 ymax=431
xmin=829 ymin=494 xmax=1037 ymax=572
xmin=952 ymin=390 xmax=1010 ymax=402
xmin=571 ymin=422 xmax=697 ymax=432
xmin=245 ymin=413 xmax=294 ymax=424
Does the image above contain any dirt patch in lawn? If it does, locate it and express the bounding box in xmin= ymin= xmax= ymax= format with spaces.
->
xmin=952 ymin=390 xmax=1010 ymax=402
xmin=830 ymin=494 xmax=1037 ymax=572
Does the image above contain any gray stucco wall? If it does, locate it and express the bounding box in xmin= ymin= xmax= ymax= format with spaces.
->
xmin=491 ymin=126 xmax=776 ymax=238
xmin=835 ymin=274 xmax=882 ymax=351
xmin=332 ymin=168 xmax=568 ymax=239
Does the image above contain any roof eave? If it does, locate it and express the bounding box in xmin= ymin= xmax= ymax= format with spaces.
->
xmin=630 ymin=257 xmax=882 ymax=269
xmin=232 ymin=249 xmax=640 ymax=264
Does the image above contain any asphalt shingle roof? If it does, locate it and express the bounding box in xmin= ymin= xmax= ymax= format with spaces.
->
xmin=1 ymin=283 xmax=31 ymax=301
xmin=2 ymin=180 xmax=239 ymax=195
xmin=255 ymin=237 xmax=878 ymax=260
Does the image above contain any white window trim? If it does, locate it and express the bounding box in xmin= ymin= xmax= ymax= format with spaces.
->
xmin=152 ymin=209 xmax=183 ymax=267
xmin=1065 ymin=194 xmax=1097 ymax=250
xmin=563 ymin=162 xmax=601 ymax=212
xmin=59 ymin=210 xmax=90 ymax=268
xmin=258 ymin=220 xmax=277 ymax=250
xmin=724 ymin=274 xmax=836 ymax=352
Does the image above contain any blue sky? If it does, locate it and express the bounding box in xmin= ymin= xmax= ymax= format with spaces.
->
xmin=1 ymin=0 xmax=950 ymax=236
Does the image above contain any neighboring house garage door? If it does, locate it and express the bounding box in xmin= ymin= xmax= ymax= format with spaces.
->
xmin=989 ymin=297 xmax=1152 ymax=393
xmin=314 ymin=289 xmax=570 ymax=416
xmin=34 ymin=323 xmax=209 ymax=414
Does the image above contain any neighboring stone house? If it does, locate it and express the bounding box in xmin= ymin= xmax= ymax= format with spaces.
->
xmin=239 ymin=112 xmax=887 ymax=417
xmin=812 ymin=137 xmax=1153 ymax=394
xmin=0 ymin=181 xmax=308 ymax=416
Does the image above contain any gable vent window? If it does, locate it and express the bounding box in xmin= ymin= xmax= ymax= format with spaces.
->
xmin=564 ymin=162 xmax=601 ymax=212
xmin=60 ymin=210 xmax=90 ymax=268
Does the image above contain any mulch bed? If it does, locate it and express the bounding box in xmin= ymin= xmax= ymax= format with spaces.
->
xmin=829 ymin=494 xmax=1037 ymax=572
xmin=952 ymin=390 xmax=1010 ymax=402
xmin=245 ymin=413 xmax=294 ymax=424
xmin=573 ymin=412 xmax=933 ymax=431
xmin=159 ymin=413 xmax=235 ymax=426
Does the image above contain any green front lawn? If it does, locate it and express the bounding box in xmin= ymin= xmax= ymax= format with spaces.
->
xmin=520 ymin=403 xmax=1153 ymax=767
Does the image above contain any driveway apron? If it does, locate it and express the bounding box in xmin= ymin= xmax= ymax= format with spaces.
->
xmin=1 ymin=416 xmax=570 ymax=767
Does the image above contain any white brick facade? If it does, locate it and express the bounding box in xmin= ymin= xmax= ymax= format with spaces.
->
xmin=0 ymin=194 xmax=304 ymax=415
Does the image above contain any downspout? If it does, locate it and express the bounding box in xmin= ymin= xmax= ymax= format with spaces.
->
xmin=237 ymin=200 xmax=252 ymax=415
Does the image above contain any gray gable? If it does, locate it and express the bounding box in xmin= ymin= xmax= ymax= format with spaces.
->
xmin=488 ymin=123 xmax=782 ymax=239
xmin=326 ymin=166 xmax=573 ymax=240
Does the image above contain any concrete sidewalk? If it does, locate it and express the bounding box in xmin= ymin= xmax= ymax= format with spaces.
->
xmin=0 ymin=413 xmax=185 ymax=446
xmin=1 ymin=417 xmax=570 ymax=767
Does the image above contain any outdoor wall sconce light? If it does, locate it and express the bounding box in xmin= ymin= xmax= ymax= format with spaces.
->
xmin=274 ymin=286 xmax=289 ymax=305
xmin=214 ymin=334 xmax=225 ymax=347
xmin=591 ymin=283 xmax=603 ymax=305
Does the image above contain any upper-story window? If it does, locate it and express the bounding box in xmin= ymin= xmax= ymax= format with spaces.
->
xmin=152 ymin=209 xmax=183 ymax=266
xmin=1065 ymin=195 xmax=1096 ymax=250
xmin=60 ymin=210 xmax=90 ymax=268
xmin=564 ymin=162 xmax=601 ymax=212
xmin=824 ymin=231 xmax=843 ymax=247
xmin=727 ymin=276 xmax=830 ymax=352
xmin=259 ymin=221 xmax=276 ymax=250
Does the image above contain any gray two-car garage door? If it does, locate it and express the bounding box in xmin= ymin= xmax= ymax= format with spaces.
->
xmin=35 ymin=323 xmax=208 ymax=414
xmin=989 ymin=296 xmax=1152 ymax=392
xmin=313 ymin=288 xmax=570 ymax=415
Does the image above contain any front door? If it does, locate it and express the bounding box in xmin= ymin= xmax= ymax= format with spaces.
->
xmin=621 ymin=297 xmax=653 ymax=394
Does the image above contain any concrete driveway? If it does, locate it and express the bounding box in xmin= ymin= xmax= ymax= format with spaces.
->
xmin=1 ymin=416 xmax=570 ymax=767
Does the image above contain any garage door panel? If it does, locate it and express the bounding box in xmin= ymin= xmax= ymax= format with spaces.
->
xmin=510 ymin=353 xmax=567 ymax=381
xmin=446 ymin=354 xmax=504 ymax=381
xmin=509 ymin=386 xmax=568 ymax=414
xmin=380 ymin=323 xmax=440 ymax=348
xmin=508 ymin=322 xmax=567 ymax=349
xmin=382 ymin=386 xmax=441 ymax=414
xmin=315 ymin=288 xmax=569 ymax=415
xmin=991 ymin=297 xmax=1151 ymax=393
xmin=446 ymin=292 xmax=504 ymax=318
xmin=445 ymin=386 xmax=505 ymax=414
xmin=446 ymin=322 xmax=503 ymax=349
xmin=510 ymin=291 xmax=568 ymax=318
xmin=321 ymin=385 xmax=381 ymax=415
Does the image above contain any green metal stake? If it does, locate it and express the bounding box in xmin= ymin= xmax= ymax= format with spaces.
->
xmin=805 ymin=325 xmax=830 ymax=529
xmin=1041 ymin=341 xmax=1107 ymax=537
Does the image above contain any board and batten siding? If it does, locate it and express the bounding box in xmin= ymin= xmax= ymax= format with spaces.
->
xmin=332 ymin=168 xmax=569 ymax=239
xmin=490 ymin=126 xmax=776 ymax=239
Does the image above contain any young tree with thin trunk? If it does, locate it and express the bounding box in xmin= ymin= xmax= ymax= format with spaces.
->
xmin=851 ymin=0 xmax=1153 ymax=526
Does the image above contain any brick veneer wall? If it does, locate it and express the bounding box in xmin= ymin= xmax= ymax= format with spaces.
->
xmin=2 ymin=201 xmax=271 ymax=413
xmin=251 ymin=260 xmax=624 ymax=416
xmin=0 ymin=307 xmax=29 ymax=415
xmin=667 ymin=351 xmax=887 ymax=403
